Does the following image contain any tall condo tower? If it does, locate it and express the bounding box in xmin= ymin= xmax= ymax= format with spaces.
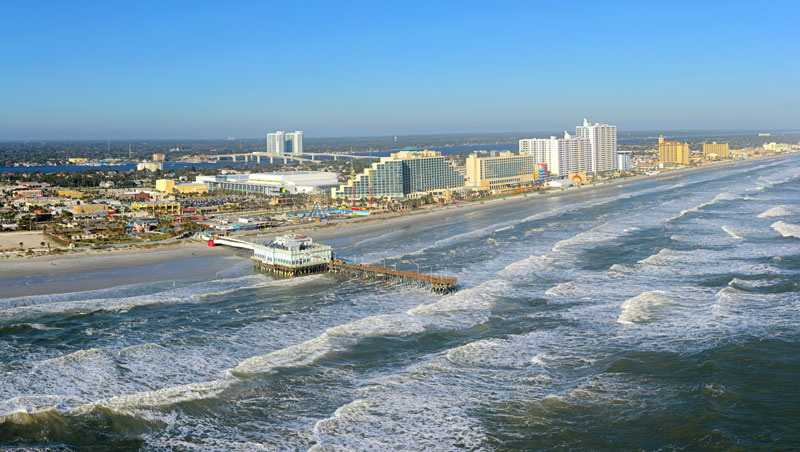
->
xmin=519 ymin=132 xmax=591 ymax=176
xmin=285 ymin=131 xmax=304 ymax=154
xmin=267 ymin=131 xmax=286 ymax=155
xmin=575 ymin=119 xmax=617 ymax=173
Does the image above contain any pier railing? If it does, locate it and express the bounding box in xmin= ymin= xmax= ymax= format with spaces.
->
xmin=329 ymin=258 xmax=457 ymax=293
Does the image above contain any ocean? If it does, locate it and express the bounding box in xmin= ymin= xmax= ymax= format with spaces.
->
xmin=1 ymin=155 xmax=800 ymax=451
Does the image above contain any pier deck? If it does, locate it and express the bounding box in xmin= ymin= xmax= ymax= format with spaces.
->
xmin=329 ymin=258 xmax=457 ymax=293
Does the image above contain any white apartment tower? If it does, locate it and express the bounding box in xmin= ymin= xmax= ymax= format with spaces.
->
xmin=285 ymin=131 xmax=303 ymax=154
xmin=268 ymin=130 xmax=304 ymax=155
xmin=519 ymin=132 xmax=591 ymax=176
xmin=575 ymin=119 xmax=617 ymax=173
xmin=267 ymin=131 xmax=286 ymax=155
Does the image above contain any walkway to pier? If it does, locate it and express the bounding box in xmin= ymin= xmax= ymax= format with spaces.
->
xmin=329 ymin=258 xmax=457 ymax=293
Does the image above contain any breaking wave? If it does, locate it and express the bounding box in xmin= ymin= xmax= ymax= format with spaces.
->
xmin=758 ymin=205 xmax=793 ymax=218
xmin=771 ymin=221 xmax=800 ymax=239
xmin=721 ymin=226 xmax=744 ymax=240
xmin=617 ymin=290 xmax=683 ymax=325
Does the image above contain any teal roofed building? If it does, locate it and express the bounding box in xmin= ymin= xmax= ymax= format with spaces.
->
xmin=332 ymin=150 xmax=465 ymax=200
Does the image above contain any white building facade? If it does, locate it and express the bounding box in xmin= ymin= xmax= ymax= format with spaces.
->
xmin=267 ymin=131 xmax=286 ymax=155
xmin=196 ymin=171 xmax=338 ymax=196
xmin=519 ymin=133 xmax=591 ymax=176
xmin=267 ymin=130 xmax=304 ymax=155
xmin=286 ymin=131 xmax=303 ymax=154
xmin=617 ymin=151 xmax=632 ymax=171
xmin=575 ymin=119 xmax=617 ymax=173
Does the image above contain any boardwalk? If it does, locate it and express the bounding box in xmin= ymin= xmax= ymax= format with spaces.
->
xmin=329 ymin=258 xmax=457 ymax=293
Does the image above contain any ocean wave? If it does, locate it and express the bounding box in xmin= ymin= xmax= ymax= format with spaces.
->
xmin=407 ymin=279 xmax=510 ymax=322
xmin=617 ymin=290 xmax=683 ymax=325
xmin=758 ymin=205 xmax=793 ymax=218
xmin=771 ymin=221 xmax=800 ymax=239
xmin=0 ymin=274 xmax=270 ymax=322
xmin=668 ymin=192 xmax=738 ymax=222
xmin=721 ymin=226 xmax=744 ymax=240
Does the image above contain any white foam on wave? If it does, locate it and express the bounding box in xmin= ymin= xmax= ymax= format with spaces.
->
xmin=311 ymin=387 xmax=487 ymax=451
xmin=617 ymin=290 xmax=683 ymax=325
xmin=1 ymin=276 xmax=512 ymax=422
xmin=668 ymin=192 xmax=738 ymax=222
xmin=721 ymin=226 xmax=744 ymax=240
xmin=771 ymin=221 xmax=800 ymax=239
xmin=758 ymin=205 xmax=793 ymax=218
xmin=0 ymin=273 xmax=272 ymax=322
xmin=545 ymin=281 xmax=579 ymax=297
xmin=407 ymin=279 xmax=510 ymax=324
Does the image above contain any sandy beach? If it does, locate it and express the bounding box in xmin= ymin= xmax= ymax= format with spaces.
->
xmin=0 ymin=155 xmax=787 ymax=289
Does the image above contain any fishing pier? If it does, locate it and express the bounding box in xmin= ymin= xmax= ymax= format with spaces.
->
xmin=329 ymin=258 xmax=457 ymax=294
xmin=207 ymin=234 xmax=457 ymax=293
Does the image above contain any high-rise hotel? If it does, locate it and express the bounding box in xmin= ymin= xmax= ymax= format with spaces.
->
xmin=575 ymin=119 xmax=617 ymax=173
xmin=331 ymin=150 xmax=465 ymax=200
xmin=658 ymin=135 xmax=690 ymax=165
xmin=520 ymin=119 xmax=617 ymax=176
xmin=519 ymin=132 xmax=592 ymax=176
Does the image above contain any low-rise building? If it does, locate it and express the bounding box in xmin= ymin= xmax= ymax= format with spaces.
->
xmin=57 ymin=189 xmax=84 ymax=199
xmin=137 ymin=161 xmax=163 ymax=172
xmin=252 ymin=234 xmax=332 ymax=276
xmin=197 ymin=171 xmax=338 ymax=196
xmin=130 ymin=201 xmax=181 ymax=215
xmin=74 ymin=204 xmax=109 ymax=215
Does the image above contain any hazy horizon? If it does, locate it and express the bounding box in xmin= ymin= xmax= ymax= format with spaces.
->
xmin=2 ymin=128 xmax=798 ymax=143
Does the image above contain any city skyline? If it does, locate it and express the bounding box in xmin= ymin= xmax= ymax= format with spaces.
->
xmin=1 ymin=1 xmax=798 ymax=140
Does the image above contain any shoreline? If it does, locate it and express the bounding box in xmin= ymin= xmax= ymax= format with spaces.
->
xmin=0 ymin=154 xmax=792 ymax=287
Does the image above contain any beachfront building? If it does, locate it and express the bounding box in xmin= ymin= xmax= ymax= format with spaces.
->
xmin=763 ymin=142 xmax=792 ymax=152
xmin=617 ymin=151 xmax=632 ymax=171
xmin=658 ymin=135 xmax=690 ymax=165
xmin=196 ymin=171 xmax=338 ymax=196
xmin=575 ymin=119 xmax=617 ymax=173
xmin=519 ymin=132 xmax=591 ymax=176
xmin=465 ymin=151 xmax=544 ymax=190
xmin=252 ymin=234 xmax=332 ymax=277
xmin=703 ymin=142 xmax=729 ymax=159
xmin=331 ymin=150 xmax=465 ymax=200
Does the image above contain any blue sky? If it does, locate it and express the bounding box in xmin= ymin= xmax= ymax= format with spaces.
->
xmin=1 ymin=1 xmax=798 ymax=139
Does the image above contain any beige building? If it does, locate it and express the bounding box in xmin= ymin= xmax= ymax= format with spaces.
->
xmin=156 ymin=179 xmax=175 ymax=192
xmin=58 ymin=189 xmax=84 ymax=198
xmin=703 ymin=142 xmax=729 ymax=159
xmin=658 ymin=135 xmax=690 ymax=165
xmin=763 ymin=142 xmax=791 ymax=152
xmin=137 ymin=161 xmax=163 ymax=172
xmin=130 ymin=202 xmax=181 ymax=215
xmin=73 ymin=204 xmax=108 ymax=215
xmin=465 ymin=151 xmax=542 ymax=190
xmin=174 ymin=184 xmax=208 ymax=194
xmin=156 ymin=180 xmax=208 ymax=194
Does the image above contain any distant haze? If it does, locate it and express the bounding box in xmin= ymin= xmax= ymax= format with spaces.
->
xmin=0 ymin=2 xmax=798 ymax=140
